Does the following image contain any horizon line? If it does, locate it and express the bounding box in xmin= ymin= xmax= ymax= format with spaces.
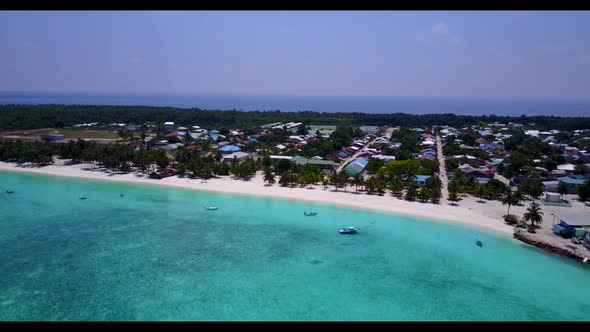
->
xmin=2 ymin=90 xmax=590 ymax=104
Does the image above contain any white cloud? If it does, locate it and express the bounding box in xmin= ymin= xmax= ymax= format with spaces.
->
xmin=431 ymin=22 xmax=449 ymax=36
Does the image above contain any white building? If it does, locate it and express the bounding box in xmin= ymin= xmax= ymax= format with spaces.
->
xmin=372 ymin=154 xmax=397 ymax=165
xmin=360 ymin=126 xmax=379 ymax=135
xmin=223 ymin=151 xmax=250 ymax=163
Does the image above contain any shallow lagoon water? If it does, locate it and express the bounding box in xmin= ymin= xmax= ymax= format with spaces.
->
xmin=1 ymin=171 xmax=589 ymax=321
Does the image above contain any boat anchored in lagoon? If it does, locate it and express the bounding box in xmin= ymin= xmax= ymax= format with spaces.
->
xmin=339 ymin=226 xmax=358 ymax=234
xmin=304 ymin=212 xmax=317 ymax=216
xmin=205 ymin=206 xmax=218 ymax=210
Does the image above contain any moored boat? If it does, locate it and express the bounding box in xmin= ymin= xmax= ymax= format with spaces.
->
xmin=206 ymin=206 xmax=218 ymax=210
xmin=339 ymin=226 xmax=358 ymax=234
xmin=304 ymin=212 xmax=317 ymax=216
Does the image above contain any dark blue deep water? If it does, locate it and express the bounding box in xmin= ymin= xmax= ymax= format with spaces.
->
xmin=1 ymin=91 xmax=589 ymax=116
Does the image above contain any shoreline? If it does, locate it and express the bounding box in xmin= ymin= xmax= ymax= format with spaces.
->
xmin=0 ymin=161 xmax=515 ymax=236
xmin=513 ymin=229 xmax=590 ymax=265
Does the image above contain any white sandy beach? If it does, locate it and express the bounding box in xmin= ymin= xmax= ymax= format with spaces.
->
xmin=0 ymin=160 xmax=531 ymax=236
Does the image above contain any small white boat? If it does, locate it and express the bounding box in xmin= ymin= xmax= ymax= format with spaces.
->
xmin=304 ymin=212 xmax=317 ymax=216
xmin=339 ymin=226 xmax=358 ymax=234
xmin=205 ymin=206 xmax=218 ymax=210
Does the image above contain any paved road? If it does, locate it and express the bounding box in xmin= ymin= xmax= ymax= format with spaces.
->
xmin=436 ymin=134 xmax=449 ymax=202
xmin=336 ymin=137 xmax=379 ymax=173
xmin=383 ymin=127 xmax=397 ymax=139
xmin=494 ymin=173 xmax=511 ymax=186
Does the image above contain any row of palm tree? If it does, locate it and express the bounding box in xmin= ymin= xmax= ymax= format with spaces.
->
xmin=0 ymin=140 xmax=55 ymax=166
xmin=265 ymin=164 xmax=443 ymax=202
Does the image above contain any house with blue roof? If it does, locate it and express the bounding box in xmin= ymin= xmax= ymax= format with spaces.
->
xmin=552 ymin=213 xmax=590 ymax=239
xmin=480 ymin=142 xmax=504 ymax=151
xmin=219 ymin=145 xmax=241 ymax=153
xmin=336 ymin=151 xmax=350 ymax=160
xmin=345 ymin=158 xmax=369 ymax=177
xmin=490 ymin=158 xmax=504 ymax=165
xmin=559 ymin=177 xmax=588 ymax=194
xmin=413 ymin=175 xmax=432 ymax=187
xmin=422 ymin=150 xmax=437 ymax=157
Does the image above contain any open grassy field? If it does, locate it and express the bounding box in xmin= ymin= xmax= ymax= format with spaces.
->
xmin=18 ymin=128 xmax=121 ymax=140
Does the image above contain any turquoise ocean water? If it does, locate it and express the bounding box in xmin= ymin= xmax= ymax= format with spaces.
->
xmin=1 ymin=170 xmax=589 ymax=321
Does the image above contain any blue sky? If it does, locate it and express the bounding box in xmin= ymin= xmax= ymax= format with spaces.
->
xmin=1 ymin=11 xmax=589 ymax=100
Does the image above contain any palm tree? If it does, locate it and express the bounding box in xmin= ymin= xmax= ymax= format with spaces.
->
xmin=338 ymin=171 xmax=349 ymax=192
xmin=358 ymin=176 xmax=366 ymax=192
xmin=475 ymin=185 xmax=487 ymax=203
xmin=375 ymin=179 xmax=387 ymax=196
xmin=518 ymin=180 xmax=532 ymax=201
xmin=403 ymin=168 xmax=417 ymax=186
xmin=501 ymin=189 xmax=523 ymax=215
xmin=425 ymin=176 xmax=442 ymax=191
xmin=448 ymin=186 xmax=460 ymax=206
xmin=329 ymin=172 xmax=340 ymax=191
xmin=263 ymin=167 xmax=275 ymax=185
xmin=522 ymin=202 xmax=544 ymax=233
xmin=417 ymin=186 xmax=430 ymax=202
xmin=558 ymin=181 xmax=568 ymax=201
xmin=405 ymin=181 xmax=418 ymax=201
xmin=529 ymin=182 xmax=544 ymax=202
xmin=365 ymin=177 xmax=376 ymax=194
xmin=429 ymin=187 xmax=442 ymax=203
xmin=389 ymin=177 xmax=404 ymax=198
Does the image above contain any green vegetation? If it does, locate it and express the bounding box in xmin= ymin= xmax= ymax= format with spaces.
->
xmin=3 ymin=105 xmax=590 ymax=131
xmin=230 ymin=158 xmax=257 ymax=179
xmin=522 ymin=202 xmax=544 ymax=233
xmin=14 ymin=128 xmax=121 ymax=140
xmin=498 ymin=136 xmax=563 ymax=178
xmin=365 ymin=158 xmax=384 ymax=174
xmin=263 ymin=167 xmax=275 ymax=185
xmin=388 ymin=128 xmax=420 ymax=157
xmin=518 ymin=180 xmax=544 ymax=202
xmin=501 ymin=189 xmax=524 ymax=215
xmin=577 ymin=179 xmax=590 ymax=201
xmin=503 ymin=214 xmax=519 ymax=225
xmin=558 ymin=181 xmax=568 ymax=201
xmin=448 ymin=185 xmax=460 ymax=205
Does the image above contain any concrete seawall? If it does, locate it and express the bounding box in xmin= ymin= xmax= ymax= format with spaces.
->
xmin=513 ymin=229 xmax=590 ymax=265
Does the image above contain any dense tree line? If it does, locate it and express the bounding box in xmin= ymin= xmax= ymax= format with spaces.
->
xmin=2 ymin=105 xmax=590 ymax=131
xmin=497 ymin=136 xmax=565 ymax=178
xmin=384 ymin=127 xmax=421 ymax=160
xmin=0 ymin=139 xmax=170 ymax=172
xmin=258 ymin=154 xmax=443 ymax=202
